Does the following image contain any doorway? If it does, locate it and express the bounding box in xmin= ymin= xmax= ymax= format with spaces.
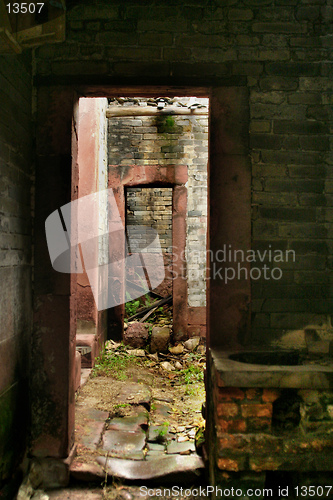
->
xmin=31 ymin=85 xmax=251 ymax=487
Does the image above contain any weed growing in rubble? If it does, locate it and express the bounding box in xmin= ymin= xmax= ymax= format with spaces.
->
xmin=154 ymin=421 xmax=169 ymax=443
xmin=125 ymin=295 xmax=141 ymax=318
xmin=180 ymin=364 xmax=204 ymax=384
xmin=92 ymin=347 xmax=140 ymax=380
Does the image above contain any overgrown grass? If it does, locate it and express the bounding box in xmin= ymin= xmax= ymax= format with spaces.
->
xmin=92 ymin=344 xmax=142 ymax=380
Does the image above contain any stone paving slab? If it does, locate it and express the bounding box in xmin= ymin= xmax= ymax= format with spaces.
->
xmin=153 ymin=402 xmax=171 ymax=419
xmin=78 ymin=408 xmax=109 ymax=449
xmin=114 ymin=383 xmax=151 ymax=408
xmin=102 ymin=429 xmax=146 ymax=455
xmin=147 ymin=442 xmax=165 ymax=452
xmin=84 ymin=408 xmax=110 ymax=421
xmin=81 ymin=420 xmax=106 ymax=449
xmin=97 ymin=454 xmax=205 ymax=482
xmin=166 ymin=440 xmax=196 ymax=454
xmin=108 ymin=411 xmax=148 ymax=432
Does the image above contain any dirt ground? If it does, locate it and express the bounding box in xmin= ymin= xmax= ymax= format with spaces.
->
xmin=75 ymin=341 xmax=206 ymax=467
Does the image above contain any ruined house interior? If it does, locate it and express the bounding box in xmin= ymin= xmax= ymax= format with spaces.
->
xmin=1 ymin=0 xmax=333 ymax=498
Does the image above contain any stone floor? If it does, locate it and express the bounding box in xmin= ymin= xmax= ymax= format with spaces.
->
xmin=71 ymin=379 xmax=204 ymax=484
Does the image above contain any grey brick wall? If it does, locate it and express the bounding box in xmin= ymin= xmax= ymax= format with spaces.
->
xmin=126 ymin=187 xmax=173 ymax=251
xmin=0 ymin=53 xmax=33 ymax=486
xmin=34 ymin=0 xmax=333 ymax=344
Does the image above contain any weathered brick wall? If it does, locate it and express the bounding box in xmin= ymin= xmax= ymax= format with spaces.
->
xmin=0 ymin=53 xmax=33 ymax=488
xmin=214 ymin=385 xmax=333 ymax=486
xmin=126 ymin=187 xmax=173 ymax=252
xmin=34 ymin=0 xmax=333 ymax=344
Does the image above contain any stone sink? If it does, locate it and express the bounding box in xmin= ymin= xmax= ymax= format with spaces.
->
xmin=211 ymin=348 xmax=333 ymax=389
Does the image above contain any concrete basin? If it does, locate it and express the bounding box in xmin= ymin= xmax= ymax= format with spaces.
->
xmin=211 ymin=348 xmax=333 ymax=389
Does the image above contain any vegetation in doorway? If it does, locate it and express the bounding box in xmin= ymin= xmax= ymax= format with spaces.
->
xmin=125 ymin=293 xmax=172 ymax=326
xmin=92 ymin=343 xmax=141 ymax=380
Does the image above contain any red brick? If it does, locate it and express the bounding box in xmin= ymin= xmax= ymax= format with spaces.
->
xmin=246 ymin=389 xmax=262 ymax=400
xmin=217 ymin=458 xmax=243 ymax=472
xmin=241 ymin=403 xmax=272 ymax=418
xmin=218 ymin=388 xmax=245 ymax=401
xmin=262 ymin=389 xmax=280 ymax=403
xmin=217 ymin=403 xmax=239 ymax=418
xmin=219 ymin=419 xmax=247 ymax=433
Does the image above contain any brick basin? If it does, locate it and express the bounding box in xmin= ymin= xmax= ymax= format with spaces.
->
xmin=207 ymin=348 xmax=333 ymax=495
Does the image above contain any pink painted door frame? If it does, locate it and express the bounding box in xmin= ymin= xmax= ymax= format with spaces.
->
xmin=108 ymin=164 xmax=189 ymax=341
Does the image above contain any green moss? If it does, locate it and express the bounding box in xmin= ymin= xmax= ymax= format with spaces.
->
xmin=155 ymin=115 xmax=181 ymax=134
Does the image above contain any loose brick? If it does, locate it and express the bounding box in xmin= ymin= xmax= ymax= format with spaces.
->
xmin=241 ymin=404 xmax=272 ymax=418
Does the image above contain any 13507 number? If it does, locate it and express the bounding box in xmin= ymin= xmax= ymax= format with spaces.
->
xmin=295 ymin=486 xmax=333 ymax=497
xmin=6 ymin=3 xmax=45 ymax=14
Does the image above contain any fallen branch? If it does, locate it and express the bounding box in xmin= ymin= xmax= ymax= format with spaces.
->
xmin=139 ymin=306 xmax=158 ymax=323
xmin=127 ymin=295 xmax=172 ymax=321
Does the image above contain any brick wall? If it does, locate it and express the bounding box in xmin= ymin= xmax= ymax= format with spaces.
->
xmin=34 ymin=0 xmax=333 ymax=344
xmin=0 ymin=53 xmax=33 ymax=489
xmin=126 ymin=187 xmax=173 ymax=252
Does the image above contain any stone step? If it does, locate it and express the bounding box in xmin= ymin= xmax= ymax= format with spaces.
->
xmin=96 ymin=454 xmax=205 ymax=483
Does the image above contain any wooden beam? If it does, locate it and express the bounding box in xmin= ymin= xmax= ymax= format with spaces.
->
xmin=106 ymin=106 xmax=208 ymax=117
